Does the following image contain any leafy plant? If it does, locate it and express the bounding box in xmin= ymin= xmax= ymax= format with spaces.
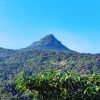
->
xmin=16 ymin=70 xmax=100 ymax=100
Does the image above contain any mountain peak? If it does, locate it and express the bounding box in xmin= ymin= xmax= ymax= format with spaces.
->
xmin=45 ymin=34 xmax=55 ymax=38
xmin=40 ymin=34 xmax=55 ymax=42
xmin=27 ymin=34 xmax=73 ymax=52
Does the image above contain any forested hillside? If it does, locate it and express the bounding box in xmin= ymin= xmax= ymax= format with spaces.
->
xmin=0 ymin=35 xmax=100 ymax=99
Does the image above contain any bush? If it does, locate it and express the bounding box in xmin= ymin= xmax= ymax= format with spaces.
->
xmin=16 ymin=70 xmax=100 ymax=100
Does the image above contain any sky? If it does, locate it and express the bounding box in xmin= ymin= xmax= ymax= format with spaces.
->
xmin=0 ymin=0 xmax=100 ymax=53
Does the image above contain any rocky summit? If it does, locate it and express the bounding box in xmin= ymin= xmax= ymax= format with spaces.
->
xmin=27 ymin=34 xmax=72 ymax=51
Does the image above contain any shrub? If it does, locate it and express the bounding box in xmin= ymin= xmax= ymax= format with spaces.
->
xmin=16 ymin=70 xmax=100 ymax=100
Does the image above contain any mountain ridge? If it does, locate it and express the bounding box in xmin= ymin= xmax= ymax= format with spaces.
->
xmin=0 ymin=34 xmax=74 ymax=52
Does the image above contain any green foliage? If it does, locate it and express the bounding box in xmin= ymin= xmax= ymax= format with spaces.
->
xmin=16 ymin=70 xmax=100 ymax=100
xmin=0 ymin=48 xmax=100 ymax=98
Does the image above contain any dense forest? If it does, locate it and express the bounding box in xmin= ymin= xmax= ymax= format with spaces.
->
xmin=0 ymin=48 xmax=100 ymax=99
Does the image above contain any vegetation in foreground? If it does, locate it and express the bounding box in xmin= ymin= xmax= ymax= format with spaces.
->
xmin=16 ymin=70 xmax=100 ymax=100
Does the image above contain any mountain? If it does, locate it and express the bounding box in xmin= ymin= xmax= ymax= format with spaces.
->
xmin=26 ymin=34 xmax=72 ymax=51
xmin=0 ymin=34 xmax=100 ymax=98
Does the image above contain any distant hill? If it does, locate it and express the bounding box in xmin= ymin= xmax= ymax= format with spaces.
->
xmin=26 ymin=34 xmax=73 ymax=52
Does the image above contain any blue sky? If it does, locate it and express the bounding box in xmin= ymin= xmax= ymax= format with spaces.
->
xmin=0 ymin=0 xmax=100 ymax=53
